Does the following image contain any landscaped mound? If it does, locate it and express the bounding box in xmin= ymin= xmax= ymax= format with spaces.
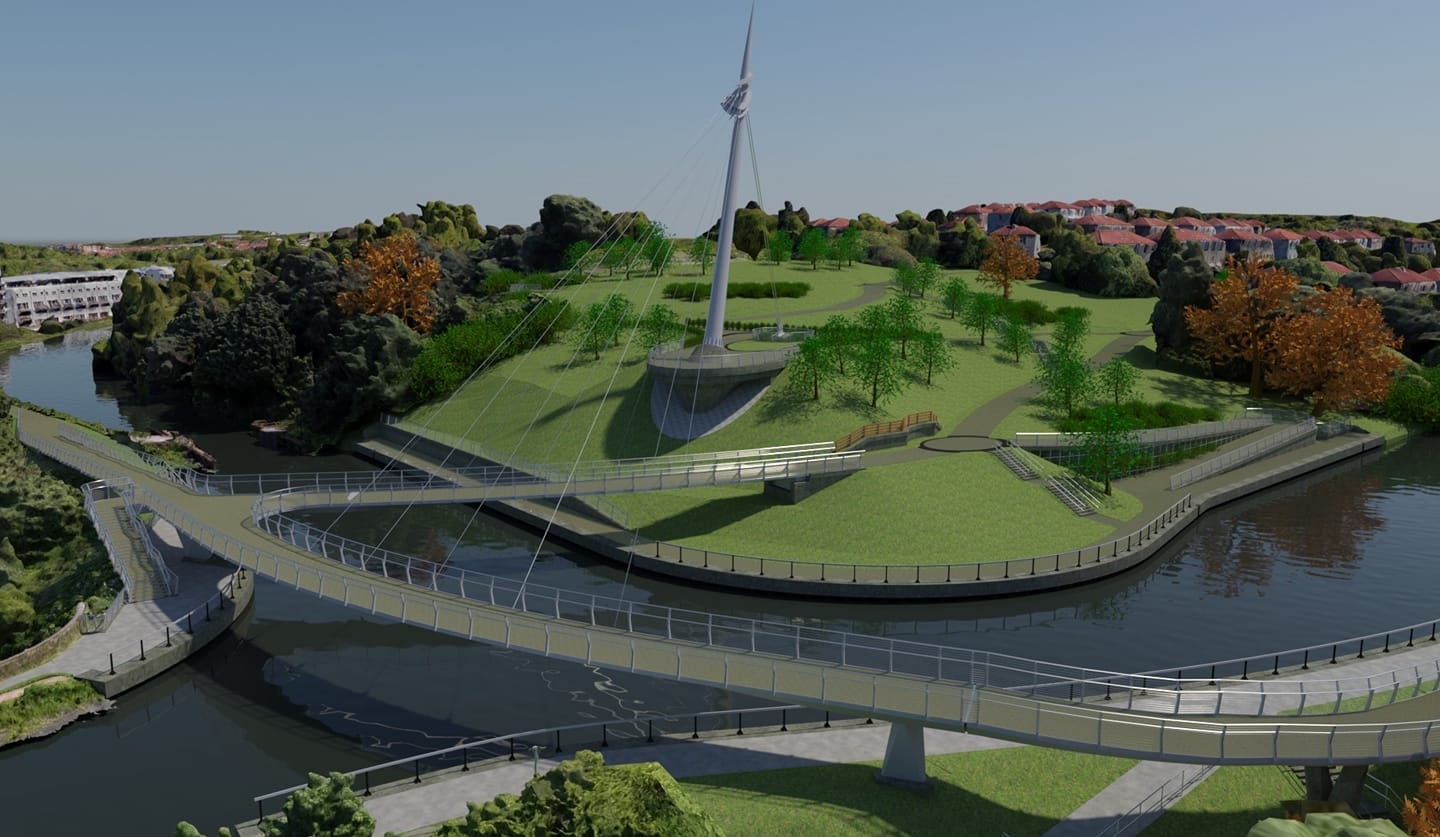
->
xmin=439 ymin=750 xmax=725 ymax=837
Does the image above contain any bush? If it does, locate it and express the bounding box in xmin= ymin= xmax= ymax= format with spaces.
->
xmin=410 ymin=299 xmax=573 ymax=400
xmin=37 ymin=318 xmax=64 ymax=335
xmin=997 ymin=297 xmax=1058 ymax=326
xmin=864 ymin=242 xmax=917 ymax=268
xmin=661 ymin=281 xmax=809 ymax=301
xmin=1056 ymin=400 xmax=1222 ymax=432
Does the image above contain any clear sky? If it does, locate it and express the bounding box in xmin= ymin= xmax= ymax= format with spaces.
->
xmin=4 ymin=0 xmax=1438 ymax=243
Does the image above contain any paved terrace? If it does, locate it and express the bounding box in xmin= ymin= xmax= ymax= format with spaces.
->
xmin=15 ymin=406 xmax=1440 ymax=768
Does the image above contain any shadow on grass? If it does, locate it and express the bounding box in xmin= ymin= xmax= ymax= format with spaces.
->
xmin=635 ymin=493 xmax=774 ymax=540
xmin=600 ymin=375 xmax=686 ymax=460
xmin=1141 ymin=806 xmax=1286 ymax=837
xmin=1146 ymin=374 xmax=1247 ymax=412
xmin=684 ymin=763 xmax=1063 ymax=837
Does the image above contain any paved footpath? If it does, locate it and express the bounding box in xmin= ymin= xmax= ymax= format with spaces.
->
xmin=363 ymin=723 xmax=1019 ymax=835
xmin=0 ymin=556 xmax=235 ymax=693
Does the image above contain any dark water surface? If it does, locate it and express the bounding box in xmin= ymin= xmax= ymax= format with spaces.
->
xmin=2 ymin=331 xmax=1437 ymax=835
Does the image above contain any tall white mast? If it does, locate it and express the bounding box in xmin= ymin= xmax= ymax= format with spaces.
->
xmin=701 ymin=7 xmax=754 ymax=349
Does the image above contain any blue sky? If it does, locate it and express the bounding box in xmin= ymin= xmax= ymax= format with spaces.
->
xmin=4 ymin=1 xmax=1438 ymax=242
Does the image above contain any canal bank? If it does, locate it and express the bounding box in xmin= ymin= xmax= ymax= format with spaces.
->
xmin=359 ymin=423 xmax=1386 ymax=600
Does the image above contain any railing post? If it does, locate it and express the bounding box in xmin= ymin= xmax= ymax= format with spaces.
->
xmin=736 ymin=712 xmax=744 ymax=735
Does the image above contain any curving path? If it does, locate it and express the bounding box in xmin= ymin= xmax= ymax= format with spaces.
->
xmin=15 ymin=406 xmax=1440 ymax=768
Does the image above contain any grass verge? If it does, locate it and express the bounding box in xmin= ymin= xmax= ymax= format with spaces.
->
xmin=0 ymin=676 xmax=107 ymax=748
xmin=682 ymin=746 xmax=1137 ymax=837
xmin=1141 ymin=766 xmax=1299 ymax=837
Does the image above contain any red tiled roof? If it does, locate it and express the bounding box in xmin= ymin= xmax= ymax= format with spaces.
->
xmin=1302 ymin=230 xmax=1330 ymax=240
xmin=809 ymin=217 xmax=830 ymax=227
xmin=1171 ymin=228 xmax=1222 ymax=243
xmin=956 ymin=204 xmax=986 ymax=215
xmin=1074 ymin=198 xmax=1105 ymax=208
xmin=1130 ymin=217 xmax=1170 ymax=230
xmin=992 ymin=224 xmax=1037 ymax=237
xmin=1092 ymin=230 xmax=1156 ymax=247
xmin=1321 ymin=261 xmax=1353 ymax=275
xmin=1072 ymin=215 xmax=1131 ymax=228
xmin=1208 ymin=217 xmax=1246 ymax=229
xmin=1423 ymin=269 xmax=1440 ymax=281
xmin=1169 ymin=216 xmax=1211 ymax=228
xmin=1036 ymin=200 xmax=1080 ymax=211
xmin=1263 ymin=228 xmax=1305 ymax=240
xmin=1371 ymin=267 xmax=1428 ymax=285
xmin=1216 ymin=229 xmax=1267 ymax=242
xmin=824 ymin=218 xmax=851 ymax=231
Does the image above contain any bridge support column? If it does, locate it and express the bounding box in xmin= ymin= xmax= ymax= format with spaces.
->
xmin=1303 ymin=766 xmax=1333 ymax=801
xmin=1329 ymin=765 xmax=1369 ymax=810
xmin=876 ymin=722 xmax=931 ymax=793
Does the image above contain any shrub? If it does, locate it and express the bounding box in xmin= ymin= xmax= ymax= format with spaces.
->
xmin=410 ymin=299 xmax=573 ymax=400
xmin=661 ymin=281 xmax=809 ymax=301
xmin=1056 ymin=400 xmax=1221 ymax=432
xmin=998 ymin=297 xmax=1057 ymax=325
xmin=38 ymin=318 xmax=64 ymax=335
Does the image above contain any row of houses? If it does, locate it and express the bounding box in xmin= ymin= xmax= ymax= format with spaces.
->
xmin=0 ymin=269 xmax=129 ymax=329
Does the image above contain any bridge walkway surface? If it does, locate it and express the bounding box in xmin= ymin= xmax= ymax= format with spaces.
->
xmin=13 ymin=406 xmax=1440 ymax=769
xmin=91 ymin=497 xmax=170 ymax=602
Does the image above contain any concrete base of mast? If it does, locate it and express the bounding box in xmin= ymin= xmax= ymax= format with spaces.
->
xmin=646 ymin=342 xmax=793 ymax=440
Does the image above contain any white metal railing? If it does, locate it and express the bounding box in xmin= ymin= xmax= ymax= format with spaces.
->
xmin=120 ymin=486 xmax=180 ymax=596
xmin=83 ymin=589 xmax=127 ymax=634
xmin=24 ymin=411 xmax=1440 ymax=742
xmin=644 ymin=344 xmax=798 ymax=371
xmin=1094 ymin=766 xmax=1214 ymax=836
xmin=1015 ymin=417 xmax=1274 ymax=450
xmin=80 ymin=479 xmax=135 ymax=609
xmin=1168 ymin=419 xmax=1318 ymax=490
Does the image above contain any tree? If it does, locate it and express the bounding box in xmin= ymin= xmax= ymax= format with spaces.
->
xmin=819 ymin=314 xmax=856 ymax=375
xmin=937 ymin=219 xmax=991 ymax=269
xmin=637 ymin=304 xmax=685 ymax=349
xmin=1095 ymin=357 xmax=1140 ymax=405
xmin=977 ymin=232 xmax=1039 ymax=298
xmin=766 ymin=229 xmax=793 ymax=265
xmin=962 ymin=292 xmax=1003 ymax=345
xmin=1147 ymin=226 xmax=1181 ymax=280
xmin=1036 ymin=345 xmax=1094 ymax=420
xmin=885 ymin=292 xmax=923 ymax=359
xmin=940 ymin=275 xmax=970 ymax=319
xmin=1074 ymin=405 xmax=1144 ymax=496
xmin=643 ymin=224 xmax=674 ymax=276
xmin=910 ymin=325 xmax=956 ymax=385
xmin=798 ymin=228 xmax=829 ymax=270
xmin=786 ymin=336 xmax=838 ymax=400
xmin=1052 ymin=306 xmax=1091 ymax=356
xmin=1266 ymin=286 xmax=1404 ymax=416
xmin=733 ymin=207 xmax=770 ymax=260
xmin=836 ymin=226 xmax=865 ymax=267
xmin=996 ymin=317 xmax=1033 ymax=363
xmin=1405 ymin=759 xmax=1440 ymax=837
xmin=852 ymin=310 xmax=906 ymax=407
xmin=337 ymin=234 xmax=441 ymax=333
xmin=571 ymin=296 xmax=633 ymax=359
xmin=688 ymin=236 xmax=715 ymax=276
xmin=1094 ymin=247 xmax=1157 ymax=298
xmin=259 ymin=772 xmax=375 ymax=837
xmin=562 ymin=240 xmax=595 ymax=273
xmin=1150 ymin=244 xmax=1214 ymax=355
xmin=892 ymin=262 xmax=918 ymax=296
xmin=1185 ymin=255 xmax=1300 ymax=396
xmin=912 ymin=257 xmax=940 ymax=299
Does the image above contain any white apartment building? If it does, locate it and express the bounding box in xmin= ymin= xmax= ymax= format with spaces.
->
xmin=1 ymin=269 xmax=127 ymax=329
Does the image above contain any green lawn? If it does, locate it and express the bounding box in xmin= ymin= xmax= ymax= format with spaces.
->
xmin=1141 ymin=766 xmax=1299 ymax=836
xmin=1286 ymin=681 xmax=1438 ymax=717
xmin=683 ymin=746 xmax=1137 ymax=837
xmin=609 ymin=454 xmax=1130 ymax=565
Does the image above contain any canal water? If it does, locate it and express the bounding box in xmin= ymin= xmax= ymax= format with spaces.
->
xmin=2 ymin=330 xmax=1437 ymax=835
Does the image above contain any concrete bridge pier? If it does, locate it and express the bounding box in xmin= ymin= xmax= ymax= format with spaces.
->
xmin=876 ymin=722 xmax=932 ymax=793
xmin=1302 ymin=764 xmax=1369 ymax=810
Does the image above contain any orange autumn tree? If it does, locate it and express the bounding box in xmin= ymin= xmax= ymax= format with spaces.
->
xmin=1267 ymin=285 xmax=1403 ymax=416
xmin=1184 ymin=254 xmax=1299 ymax=396
xmin=977 ymin=232 xmax=1039 ymax=299
xmin=337 ymin=234 xmax=441 ymax=333
xmin=1405 ymin=758 xmax=1440 ymax=837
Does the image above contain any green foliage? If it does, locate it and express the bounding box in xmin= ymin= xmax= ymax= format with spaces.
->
xmin=962 ymin=292 xmax=1003 ymax=345
xmin=766 ymin=229 xmax=793 ymax=264
xmin=258 ymin=772 xmax=374 ymax=837
xmin=1280 ymin=257 xmax=1332 ymax=285
xmin=786 ymin=336 xmax=837 ymax=400
xmin=998 ymin=297 xmax=1060 ymax=326
xmin=637 ymin=304 xmax=685 ymax=349
xmin=1095 ymin=247 xmax=1157 ymax=298
xmin=36 ymin=318 xmax=64 ymax=335
xmin=1073 ymin=405 xmax=1145 ymax=495
xmin=1095 ymin=357 xmax=1140 ymax=404
xmin=1035 ymin=344 xmax=1094 ymax=419
xmin=884 ymin=293 xmax=923 ymax=359
xmin=571 ymin=296 xmax=634 ymax=360
xmin=688 ymin=236 xmax=715 ymax=275
xmin=996 ymin=317 xmax=1033 ymax=363
xmin=412 ymin=301 xmax=572 ymax=401
xmin=798 ymin=228 xmax=829 ymax=269
xmin=661 ymin=281 xmax=810 ymax=301
xmin=1052 ymin=306 xmax=1091 ymax=355
xmin=851 ymin=305 xmax=907 ymax=407
xmin=439 ymin=750 xmax=723 ymax=837
xmin=1384 ymin=365 xmax=1440 ymax=432
xmin=1246 ymin=812 xmax=1405 ymax=836
xmin=191 ymin=294 xmax=306 ymax=413
xmin=1055 ymin=400 xmax=1221 ymax=432
xmin=937 ymin=218 xmax=991 ymax=269
xmin=910 ymin=325 xmax=956 ymax=385
xmin=835 ymin=226 xmax=865 ymax=267
xmin=732 ymin=207 xmax=771 ymax=261
xmin=296 ymin=314 xmax=422 ymax=447
xmin=1150 ymin=245 xmax=1215 ymax=354
xmin=0 ymin=678 xmax=104 ymax=747
xmin=939 ymin=274 xmax=970 ymax=319
xmin=1148 ymin=226 xmax=1181 ymax=280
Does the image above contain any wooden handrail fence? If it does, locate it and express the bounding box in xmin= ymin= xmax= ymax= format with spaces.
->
xmin=835 ymin=411 xmax=937 ymax=452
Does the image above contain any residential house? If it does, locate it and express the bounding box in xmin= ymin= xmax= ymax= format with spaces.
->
xmin=1 ymin=269 xmax=126 ymax=329
xmin=953 ymin=205 xmax=988 ymax=230
xmin=1230 ymin=219 xmax=1267 ymax=234
xmin=1072 ymin=215 xmax=1132 ymax=233
xmin=1092 ymin=229 xmax=1157 ymax=262
xmin=1170 ymin=216 xmax=1217 ymax=236
xmin=1035 ymin=200 xmax=1084 ymax=220
xmin=1130 ymin=217 xmax=1171 ymax=238
xmin=1423 ymin=269 xmax=1440 ymax=285
xmin=1216 ymin=229 xmax=1273 ymax=260
xmin=983 ymin=204 xmax=1017 ymax=233
xmin=1371 ymin=267 xmax=1436 ymax=293
xmin=1171 ymin=228 xmax=1227 ymax=268
xmin=991 ymin=224 xmax=1041 ymax=257
xmin=1405 ymin=238 xmax=1437 ymax=257
xmin=1332 ymin=229 xmax=1383 ymax=250
xmin=1262 ymin=228 xmax=1304 ymax=262
xmin=1321 ymin=260 xmax=1354 ymax=276
xmin=1074 ymin=198 xmax=1114 ymax=217
xmin=1208 ymin=218 xmax=1248 ymax=235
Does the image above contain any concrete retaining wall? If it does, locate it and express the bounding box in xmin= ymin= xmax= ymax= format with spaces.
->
xmin=0 ymin=602 xmax=85 ymax=682
xmin=483 ymin=434 xmax=1384 ymax=601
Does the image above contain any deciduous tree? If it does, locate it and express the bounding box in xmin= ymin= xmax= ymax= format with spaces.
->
xmin=962 ymin=292 xmax=1003 ymax=346
xmin=885 ymin=293 xmax=923 ymax=359
xmin=1265 ymin=286 xmax=1404 ymax=416
xmin=996 ymin=317 xmax=1033 ymax=363
xmin=766 ymin=229 xmax=793 ymax=265
xmin=910 ymin=325 xmax=956 ymax=385
xmin=851 ymin=311 xmax=906 ymax=408
xmin=1037 ymin=345 xmax=1094 ymax=420
xmin=258 ymin=772 xmax=374 ymax=837
xmin=820 ymin=314 xmax=856 ymax=375
xmin=798 ymin=229 xmax=828 ymax=270
xmin=688 ymin=236 xmax=715 ymax=276
xmin=977 ymin=232 xmax=1039 ymax=298
xmin=1185 ymin=255 xmax=1300 ymax=396
xmin=637 ymin=304 xmax=685 ymax=349
xmin=337 ymin=234 xmax=441 ymax=333
xmin=1075 ymin=405 xmax=1144 ymax=496
xmin=912 ymin=257 xmax=940 ymax=299
xmin=786 ymin=336 xmax=838 ymax=400
xmin=1095 ymin=357 xmax=1140 ymax=405
xmin=940 ymin=275 xmax=970 ymax=319
xmin=836 ymin=226 xmax=865 ymax=267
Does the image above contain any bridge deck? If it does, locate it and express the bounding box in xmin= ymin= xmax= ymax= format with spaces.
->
xmin=15 ymin=406 xmax=1440 ymax=766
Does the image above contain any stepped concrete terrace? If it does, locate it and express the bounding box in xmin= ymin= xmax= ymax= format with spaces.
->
xmin=14 ymin=406 xmax=1440 ymax=776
